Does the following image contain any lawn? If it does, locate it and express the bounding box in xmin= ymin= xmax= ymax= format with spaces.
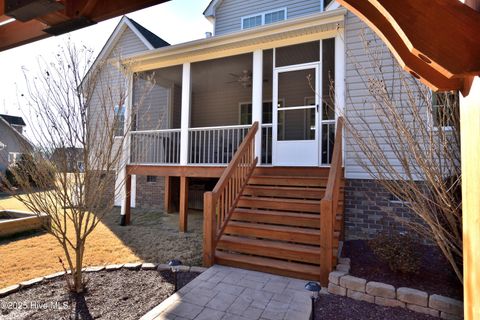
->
xmin=0 ymin=194 xmax=203 ymax=288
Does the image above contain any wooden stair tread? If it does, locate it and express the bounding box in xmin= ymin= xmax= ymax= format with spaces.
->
xmin=218 ymin=235 xmax=321 ymax=264
xmin=243 ymin=185 xmax=326 ymax=200
xmin=232 ymin=208 xmax=341 ymax=228
xmin=248 ymin=175 xmax=332 ymax=187
xmin=238 ymin=196 xmax=322 ymax=213
xmin=215 ymin=251 xmax=320 ymax=280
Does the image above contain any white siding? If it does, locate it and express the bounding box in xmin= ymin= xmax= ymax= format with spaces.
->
xmin=214 ymin=0 xmax=322 ymax=36
xmin=343 ymin=12 xmax=428 ymax=180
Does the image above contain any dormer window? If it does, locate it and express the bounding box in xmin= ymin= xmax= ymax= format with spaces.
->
xmin=241 ymin=8 xmax=287 ymax=30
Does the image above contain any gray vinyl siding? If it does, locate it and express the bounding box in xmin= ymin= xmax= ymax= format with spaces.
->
xmin=87 ymin=26 xmax=150 ymax=167
xmin=112 ymin=27 xmax=149 ymax=57
xmin=214 ymin=0 xmax=322 ymax=36
xmin=343 ymin=12 xmax=427 ymax=180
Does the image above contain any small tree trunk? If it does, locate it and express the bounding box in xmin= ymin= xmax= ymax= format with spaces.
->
xmin=74 ymin=246 xmax=84 ymax=293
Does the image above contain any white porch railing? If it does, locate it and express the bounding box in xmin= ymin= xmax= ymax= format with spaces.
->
xmin=188 ymin=125 xmax=250 ymax=165
xmin=261 ymin=124 xmax=272 ymax=165
xmin=130 ymin=129 xmax=181 ymax=164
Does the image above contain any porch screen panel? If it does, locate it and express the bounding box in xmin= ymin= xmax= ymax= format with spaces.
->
xmin=275 ymin=41 xmax=320 ymax=67
xmin=277 ymin=68 xmax=316 ymax=141
xmin=321 ymin=38 xmax=336 ymax=164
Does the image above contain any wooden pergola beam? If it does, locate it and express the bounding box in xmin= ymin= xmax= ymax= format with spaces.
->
xmin=0 ymin=0 xmax=169 ymax=52
xmin=338 ymin=0 xmax=464 ymax=92
xmin=0 ymin=19 xmax=49 ymax=51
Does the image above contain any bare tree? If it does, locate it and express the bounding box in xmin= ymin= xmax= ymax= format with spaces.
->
xmin=339 ymin=29 xmax=462 ymax=283
xmin=2 ymin=40 xmax=150 ymax=293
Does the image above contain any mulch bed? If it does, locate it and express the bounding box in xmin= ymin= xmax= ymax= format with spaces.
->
xmin=343 ymin=240 xmax=462 ymax=300
xmin=315 ymin=293 xmax=437 ymax=320
xmin=0 ymin=269 xmax=199 ymax=320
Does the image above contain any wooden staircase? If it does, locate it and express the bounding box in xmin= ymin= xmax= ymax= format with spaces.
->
xmin=215 ymin=168 xmax=344 ymax=281
xmin=203 ymin=118 xmax=345 ymax=285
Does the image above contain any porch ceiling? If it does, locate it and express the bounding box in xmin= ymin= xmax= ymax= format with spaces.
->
xmin=124 ymin=8 xmax=347 ymax=72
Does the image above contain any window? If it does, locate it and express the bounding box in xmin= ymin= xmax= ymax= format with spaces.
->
xmin=323 ymin=0 xmax=334 ymax=10
xmin=114 ymin=104 xmax=126 ymax=136
xmin=77 ymin=161 xmax=84 ymax=172
xmin=432 ymin=91 xmax=459 ymax=129
xmin=239 ymin=102 xmax=274 ymax=125
xmin=147 ymin=176 xmax=157 ymax=183
xmin=241 ymin=8 xmax=287 ymax=30
xmin=8 ymin=152 xmax=21 ymax=165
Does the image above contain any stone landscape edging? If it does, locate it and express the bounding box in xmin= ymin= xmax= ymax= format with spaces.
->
xmin=328 ymin=258 xmax=464 ymax=319
xmin=0 ymin=262 xmax=207 ymax=298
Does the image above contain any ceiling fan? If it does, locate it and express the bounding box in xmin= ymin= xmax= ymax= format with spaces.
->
xmin=227 ymin=70 xmax=268 ymax=88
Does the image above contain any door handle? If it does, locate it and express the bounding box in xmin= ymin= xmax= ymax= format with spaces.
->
xmin=316 ymin=104 xmax=320 ymax=113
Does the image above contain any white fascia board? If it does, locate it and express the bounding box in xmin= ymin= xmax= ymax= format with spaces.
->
xmin=125 ymin=8 xmax=347 ymax=72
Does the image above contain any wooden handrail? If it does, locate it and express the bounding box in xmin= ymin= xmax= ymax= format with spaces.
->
xmin=203 ymin=122 xmax=259 ymax=266
xmin=320 ymin=116 xmax=344 ymax=286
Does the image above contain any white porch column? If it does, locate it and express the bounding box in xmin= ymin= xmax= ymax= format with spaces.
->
xmin=335 ymin=29 xmax=346 ymax=164
xmin=120 ymin=72 xmax=134 ymax=217
xmin=460 ymin=77 xmax=480 ymax=320
xmin=252 ymin=50 xmax=263 ymax=160
xmin=180 ymin=62 xmax=192 ymax=165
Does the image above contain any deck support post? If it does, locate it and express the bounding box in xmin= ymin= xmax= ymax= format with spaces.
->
xmin=203 ymin=192 xmax=215 ymax=266
xmin=460 ymin=75 xmax=480 ymax=320
xmin=180 ymin=62 xmax=191 ymax=165
xmin=164 ymin=176 xmax=174 ymax=213
xmin=179 ymin=176 xmax=189 ymax=232
xmin=252 ymin=50 xmax=263 ymax=161
xmin=121 ymin=174 xmax=132 ymax=226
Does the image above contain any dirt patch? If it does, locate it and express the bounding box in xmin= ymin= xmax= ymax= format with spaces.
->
xmin=343 ymin=240 xmax=462 ymax=300
xmin=315 ymin=293 xmax=437 ymax=320
xmin=0 ymin=269 xmax=199 ymax=320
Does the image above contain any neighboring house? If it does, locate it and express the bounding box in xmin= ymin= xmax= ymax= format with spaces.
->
xmin=51 ymin=147 xmax=84 ymax=172
xmin=0 ymin=114 xmax=33 ymax=174
xmin=87 ymin=1 xmax=441 ymax=282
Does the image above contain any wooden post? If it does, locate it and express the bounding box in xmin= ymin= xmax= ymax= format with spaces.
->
xmin=164 ymin=176 xmax=174 ymax=213
xmin=179 ymin=176 xmax=189 ymax=232
xmin=319 ymin=199 xmax=333 ymax=286
xmin=124 ymin=174 xmax=131 ymax=225
xmin=461 ymin=76 xmax=480 ymax=320
xmin=203 ymin=191 xmax=216 ymax=266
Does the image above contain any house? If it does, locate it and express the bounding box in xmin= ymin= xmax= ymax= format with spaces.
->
xmin=51 ymin=147 xmax=84 ymax=173
xmin=0 ymin=114 xmax=33 ymax=174
xmin=87 ymin=0 xmax=442 ymax=284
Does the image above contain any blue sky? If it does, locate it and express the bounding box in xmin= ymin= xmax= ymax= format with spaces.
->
xmin=0 ymin=0 xmax=212 ymax=138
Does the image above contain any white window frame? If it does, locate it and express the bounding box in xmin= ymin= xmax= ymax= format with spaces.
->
xmin=430 ymin=91 xmax=458 ymax=132
xmin=241 ymin=7 xmax=287 ymax=30
xmin=8 ymin=152 xmax=22 ymax=165
xmin=114 ymin=104 xmax=126 ymax=137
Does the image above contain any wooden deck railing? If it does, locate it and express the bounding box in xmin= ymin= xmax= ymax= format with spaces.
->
xmin=320 ymin=116 xmax=344 ymax=286
xmin=203 ymin=122 xmax=259 ymax=266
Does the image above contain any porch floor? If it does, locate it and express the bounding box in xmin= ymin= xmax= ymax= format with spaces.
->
xmin=141 ymin=265 xmax=316 ymax=320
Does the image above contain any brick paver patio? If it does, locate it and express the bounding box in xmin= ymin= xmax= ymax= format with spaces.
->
xmin=141 ymin=265 xmax=314 ymax=320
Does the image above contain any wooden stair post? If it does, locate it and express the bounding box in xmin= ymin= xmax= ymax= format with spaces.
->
xmin=319 ymin=117 xmax=344 ymax=286
xmin=203 ymin=191 xmax=216 ymax=266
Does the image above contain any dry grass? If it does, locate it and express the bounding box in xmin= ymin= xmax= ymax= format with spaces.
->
xmin=0 ymin=194 xmax=203 ymax=288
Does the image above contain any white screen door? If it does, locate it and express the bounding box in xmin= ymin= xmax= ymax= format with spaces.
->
xmin=273 ymin=64 xmax=320 ymax=166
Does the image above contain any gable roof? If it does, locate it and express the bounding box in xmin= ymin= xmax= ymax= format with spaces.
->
xmin=203 ymin=0 xmax=223 ymax=19
xmin=128 ymin=18 xmax=170 ymax=49
xmin=0 ymin=115 xmax=32 ymax=148
xmin=0 ymin=114 xmax=26 ymax=126
xmin=81 ymin=15 xmax=169 ymax=88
